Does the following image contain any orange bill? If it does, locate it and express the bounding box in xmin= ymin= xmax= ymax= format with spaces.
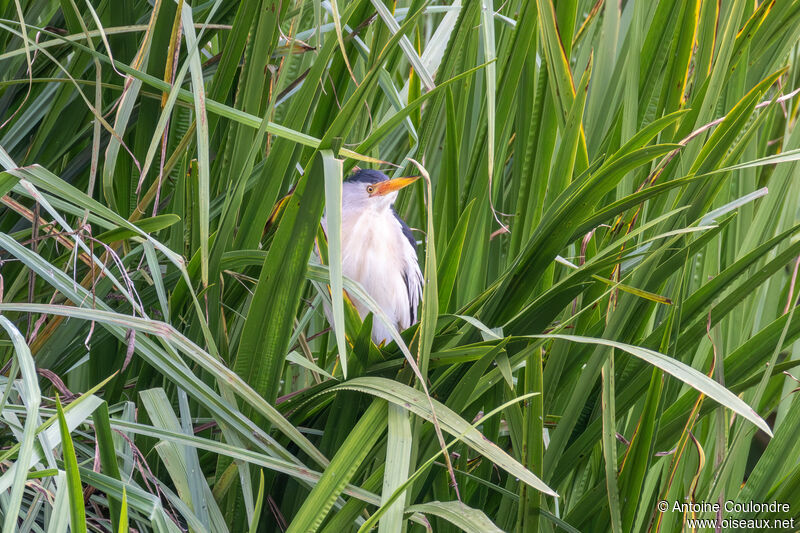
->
xmin=370 ymin=176 xmax=420 ymax=196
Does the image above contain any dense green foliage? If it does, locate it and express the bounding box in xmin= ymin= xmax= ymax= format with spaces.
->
xmin=1 ymin=0 xmax=800 ymax=531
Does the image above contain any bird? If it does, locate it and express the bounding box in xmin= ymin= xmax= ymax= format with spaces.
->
xmin=321 ymin=169 xmax=423 ymax=345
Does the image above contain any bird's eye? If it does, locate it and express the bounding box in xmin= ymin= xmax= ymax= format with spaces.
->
xmin=366 ymin=185 xmax=375 ymax=194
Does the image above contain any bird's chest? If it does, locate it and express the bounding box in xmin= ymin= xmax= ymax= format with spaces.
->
xmin=339 ymin=211 xmax=411 ymax=319
xmin=340 ymin=212 xmax=405 ymax=282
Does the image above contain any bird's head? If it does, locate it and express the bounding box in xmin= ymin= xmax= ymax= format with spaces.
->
xmin=342 ymin=169 xmax=419 ymax=213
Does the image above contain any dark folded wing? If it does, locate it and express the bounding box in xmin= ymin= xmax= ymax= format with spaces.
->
xmin=393 ymin=208 xmax=423 ymax=324
xmin=392 ymin=207 xmax=417 ymax=251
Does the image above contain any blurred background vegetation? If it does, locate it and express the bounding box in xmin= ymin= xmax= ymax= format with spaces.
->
xmin=1 ymin=0 xmax=800 ymax=531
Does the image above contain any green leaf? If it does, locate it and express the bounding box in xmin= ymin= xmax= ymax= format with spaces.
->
xmin=0 ymin=301 xmax=326 ymax=469
xmin=0 ymin=317 xmax=41 ymax=533
xmin=370 ymin=0 xmax=435 ymax=91
xmin=94 ymin=401 xmax=122 ymax=532
xmin=140 ymin=388 xmax=223 ymax=531
xmin=406 ymin=501 xmax=503 ymax=533
xmin=286 ymin=399 xmax=387 ymax=533
xmin=322 ymin=150 xmax=348 ymax=378
xmin=248 ymin=471 xmax=265 ymax=533
xmin=378 ymin=404 xmax=412 ymax=533
xmin=437 ymin=200 xmax=474 ymax=313
xmin=95 ymin=214 xmax=180 ymax=243
xmin=179 ymin=4 xmax=213 ymax=286
xmin=601 ymin=352 xmax=622 ymax=533
xmin=485 ymin=143 xmax=681 ymax=323
xmin=55 ymin=395 xmax=87 ymax=533
xmin=118 ymin=488 xmax=128 ymax=533
xmin=532 ymin=334 xmax=772 ymax=436
xmin=618 ymin=369 xmax=662 ymax=532
xmin=325 ymin=377 xmax=557 ymax=496
xmin=544 ymin=53 xmax=591 ymax=211
xmin=536 ymin=0 xmax=588 ymax=167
